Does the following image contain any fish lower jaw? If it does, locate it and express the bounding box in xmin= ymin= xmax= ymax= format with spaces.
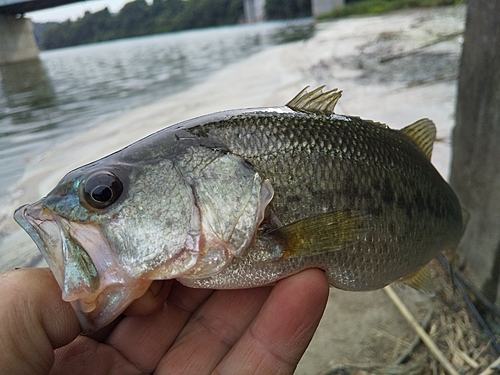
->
xmin=64 ymin=293 xmax=100 ymax=313
xmin=79 ymin=296 xmax=99 ymax=313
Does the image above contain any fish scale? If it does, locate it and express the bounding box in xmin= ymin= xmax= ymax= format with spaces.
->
xmin=180 ymin=112 xmax=464 ymax=290
xmin=14 ymin=87 xmax=467 ymax=332
xmin=188 ymin=114 xmax=438 ymax=221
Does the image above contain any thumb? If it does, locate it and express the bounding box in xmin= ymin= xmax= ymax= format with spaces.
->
xmin=0 ymin=268 xmax=80 ymax=375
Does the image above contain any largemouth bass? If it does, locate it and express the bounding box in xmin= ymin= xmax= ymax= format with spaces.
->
xmin=14 ymin=86 xmax=466 ymax=333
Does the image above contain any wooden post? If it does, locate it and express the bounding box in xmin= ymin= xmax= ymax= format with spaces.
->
xmin=450 ymin=0 xmax=500 ymax=305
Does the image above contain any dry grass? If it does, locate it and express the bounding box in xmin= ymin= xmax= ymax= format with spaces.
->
xmin=420 ymin=260 xmax=498 ymax=374
xmin=324 ymin=259 xmax=499 ymax=375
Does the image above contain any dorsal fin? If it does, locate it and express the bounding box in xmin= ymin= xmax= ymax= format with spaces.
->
xmin=400 ymin=119 xmax=436 ymax=159
xmin=286 ymin=86 xmax=342 ymax=115
xmin=365 ymin=119 xmax=389 ymax=129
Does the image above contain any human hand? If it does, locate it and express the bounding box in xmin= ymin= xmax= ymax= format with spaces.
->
xmin=0 ymin=267 xmax=328 ymax=375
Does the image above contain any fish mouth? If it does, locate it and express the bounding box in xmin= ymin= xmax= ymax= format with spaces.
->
xmin=14 ymin=203 xmax=151 ymax=333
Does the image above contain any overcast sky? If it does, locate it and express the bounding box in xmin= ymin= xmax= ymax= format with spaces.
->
xmin=26 ymin=0 xmax=134 ymax=23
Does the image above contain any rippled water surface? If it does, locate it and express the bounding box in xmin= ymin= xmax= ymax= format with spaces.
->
xmin=0 ymin=20 xmax=314 ymax=201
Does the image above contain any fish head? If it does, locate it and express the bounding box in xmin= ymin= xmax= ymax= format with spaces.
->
xmin=14 ymin=159 xmax=203 ymax=333
xmin=14 ymin=145 xmax=273 ymax=333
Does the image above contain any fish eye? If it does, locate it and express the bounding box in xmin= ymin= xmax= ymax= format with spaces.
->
xmin=82 ymin=172 xmax=123 ymax=210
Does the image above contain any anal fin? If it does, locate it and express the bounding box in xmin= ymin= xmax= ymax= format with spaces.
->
xmin=274 ymin=211 xmax=370 ymax=260
xmin=400 ymin=263 xmax=435 ymax=296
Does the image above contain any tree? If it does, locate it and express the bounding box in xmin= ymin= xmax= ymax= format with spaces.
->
xmin=115 ymin=0 xmax=150 ymax=38
xmin=40 ymin=0 xmax=243 ymax=49
xmin=449 ymin=0 xmax=500 ymax=305
xmin=266 ymin=0 xmax=311 ymax=19
xmin=152 ymin=0 xmax=186 ymax=33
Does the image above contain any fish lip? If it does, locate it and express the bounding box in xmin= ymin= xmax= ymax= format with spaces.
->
xmin=14 ymin=202 xmax=151 ymax=334
xmin=14 ymin=202 xmax=65 ymax=286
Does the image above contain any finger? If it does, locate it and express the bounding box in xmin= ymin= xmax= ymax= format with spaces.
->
xmin=213 ymin=269 xmax=329 ymax=375
xmin=53 ymin=281 xmax=209 ymax=374
xmin=85 ymin=281 xmax=170 ymax=343
xmin=124 ymin=280 xmax=172 ymax=317
xmin=85 ymin=315 xmax=124 ymax=342
xmin=52 ymin=336 xmax=144 ymax=375
xmin=154 ymin=286 xmax=273 ymax=374
xmin=104 ymin=281 xmax=214 ymax=373
xmin=0 ymin=268 xmax=80 ymax=375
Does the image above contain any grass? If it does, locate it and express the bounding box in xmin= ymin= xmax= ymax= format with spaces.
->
xmin=317 ymin=0 xmax=466 ymax=20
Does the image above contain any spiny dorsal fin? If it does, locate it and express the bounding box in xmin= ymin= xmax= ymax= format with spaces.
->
xmin=286 ymin=86 xmax=342 ymax=116
xmin=275 ymin=211 xmax=369 ymax=259
xmin=400 ymin=119 xmax=436 ymax=160
xmin=400 ymin=263 xmax=435 ymax=296
xmin=365 ymin=119 xmax=389 ymax=129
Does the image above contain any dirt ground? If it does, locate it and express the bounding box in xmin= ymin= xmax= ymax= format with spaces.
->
xmin=297 ymin=258 xmax=498 ymax=375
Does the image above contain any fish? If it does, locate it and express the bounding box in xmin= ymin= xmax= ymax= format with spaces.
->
xmin=14 ymin=86 xmax=467 ymax=333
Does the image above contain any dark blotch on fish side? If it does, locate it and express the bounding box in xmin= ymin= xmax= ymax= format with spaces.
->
xmin=381 ymin=176 xmax=395 ymax=205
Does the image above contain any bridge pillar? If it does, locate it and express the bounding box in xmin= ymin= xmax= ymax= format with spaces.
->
xmin=0 ymin=15 xmax=39 ymax=65
xmin=312 ymin=0 xmax=344 ymax=17
xmin=243 ymin=0 xmax=265 ymax=23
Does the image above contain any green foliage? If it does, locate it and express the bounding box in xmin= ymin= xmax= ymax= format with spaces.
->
xmin=318 ymin=0 xmax=465 ymax=19
xmin=39 ymin=0 xmax=460 ymax=49
xmin=32 ymin=22 xmax=58 ymax=46
xmin=41 ymin=0 xmax=244 ymax=50
xmin=266 ymin=0 xmax=312 ymax=19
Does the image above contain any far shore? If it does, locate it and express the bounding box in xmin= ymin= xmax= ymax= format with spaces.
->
xmin=1 ymin=6 xmax=465 ymax=374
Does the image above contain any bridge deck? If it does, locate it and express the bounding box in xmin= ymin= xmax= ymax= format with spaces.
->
xmin=0 ymin=0 xmax=83 ymax=14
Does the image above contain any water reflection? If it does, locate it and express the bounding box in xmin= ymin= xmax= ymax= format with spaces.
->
xmin=0 ymin=59 xmax=56 ymax=132
xmin=269 ymin=18 xmax=315 ymax=44
xmin=0 ymin=59 xmax=56 ymax=115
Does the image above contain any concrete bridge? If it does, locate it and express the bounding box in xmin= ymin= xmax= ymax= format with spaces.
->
xmin=0 ymin=0 xmax=343 ymax=65
xmin=0 ymin=0 xmax=82 ymax=14
xmin=0 ymin=0 xmax=58 ymax=65
xmin=243 ymin=0 xmax=344 ymax=23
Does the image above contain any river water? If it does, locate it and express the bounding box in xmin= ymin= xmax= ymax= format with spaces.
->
xmin=0 ymin=20 xmax=314 ymax=202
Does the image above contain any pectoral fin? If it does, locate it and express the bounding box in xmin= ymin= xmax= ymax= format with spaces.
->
xmin=275 ymin=211 xmax=370 ymax=259
xmin=400 ymin=263 xmax=435 ymax=296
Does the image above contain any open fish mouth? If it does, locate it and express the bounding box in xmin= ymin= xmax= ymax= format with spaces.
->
xmin=14 ymin=203 xmax=64 ymax=278
xmin=14 ymin=203 xmax=151 ymax=333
